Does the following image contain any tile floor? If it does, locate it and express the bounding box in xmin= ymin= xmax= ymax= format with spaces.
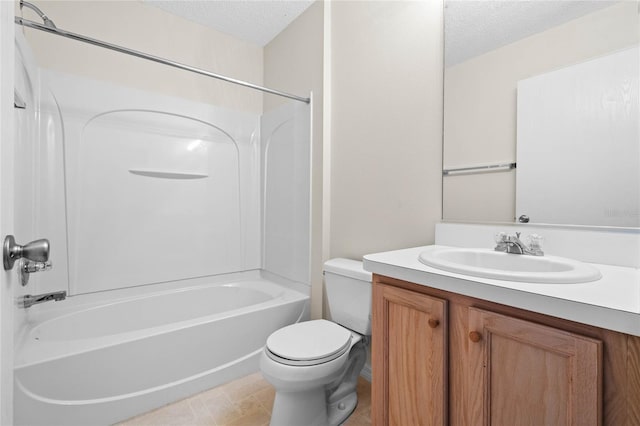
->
xmin=117 ymin=373 xmax=371 ymax=426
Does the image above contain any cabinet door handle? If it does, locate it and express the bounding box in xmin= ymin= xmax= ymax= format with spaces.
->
xmin=469 ymin=331 xmax=482 ymax=342
xmin=428 ymin=318 xmax=440 ymax=329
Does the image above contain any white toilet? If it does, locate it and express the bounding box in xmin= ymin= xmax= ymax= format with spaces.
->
xmin=260 ymin=258 xmax=372 ymax=426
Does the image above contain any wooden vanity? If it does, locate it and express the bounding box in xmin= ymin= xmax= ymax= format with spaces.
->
xmin=371 ymin=274 xmax=640 ymax=426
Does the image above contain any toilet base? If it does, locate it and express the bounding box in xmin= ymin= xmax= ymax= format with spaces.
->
xmin=269 ymin=389 xmax=358 ymax=426
xmin=327 ymin=391 xmax=357 ymax=426
xmin=270 ymin=388 xmax=328 ymax=426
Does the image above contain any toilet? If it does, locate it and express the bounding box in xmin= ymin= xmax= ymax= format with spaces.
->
xmin=260 ymin=258 xmax=372 ymax=426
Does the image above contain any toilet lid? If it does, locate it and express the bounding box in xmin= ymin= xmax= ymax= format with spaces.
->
xmin=266 ymin=319 xmax=352 ymax=365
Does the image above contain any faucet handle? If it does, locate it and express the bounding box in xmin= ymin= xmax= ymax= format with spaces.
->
xmin=527 ymin=234 xmax=544 ymax=249
xmin=494 ymin=232 xmax=508 ymax=243
xmin=525 ymin=234 xmax=544 ymax=256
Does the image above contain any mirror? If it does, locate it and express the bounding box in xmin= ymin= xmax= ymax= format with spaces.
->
xmin=443 ymin=1 xmax=640 ymax=227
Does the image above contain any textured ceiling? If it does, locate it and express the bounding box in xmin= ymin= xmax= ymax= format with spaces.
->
xmin=145 ymin=1 xmax=618 ymax=61
xmin=445 ymin=1 xmax=619 ymax=67
xmin=144 ymin=0 xmax=315 ymax=46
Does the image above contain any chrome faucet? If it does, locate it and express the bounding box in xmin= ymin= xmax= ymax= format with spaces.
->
xmin=494 ymin=232 xmax=544 ymax=256
xmin=18 ymin=291 xmax=66 ymax=309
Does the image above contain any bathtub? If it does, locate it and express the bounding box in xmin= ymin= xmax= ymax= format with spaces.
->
xmin=14 ymin=277 xmax=308 ymax=426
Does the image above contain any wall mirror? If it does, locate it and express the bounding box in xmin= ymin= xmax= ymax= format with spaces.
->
xmin=442 ymin=1 xmax=639 ymax=227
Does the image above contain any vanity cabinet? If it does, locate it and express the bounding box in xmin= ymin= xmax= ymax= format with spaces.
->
xmin=372 ymin=283 xmax=447 ymax=425
xmin=467 ymin=307 xmax=601 ymax=425
xmin=372 ymin=275 xmax=640 ymax=426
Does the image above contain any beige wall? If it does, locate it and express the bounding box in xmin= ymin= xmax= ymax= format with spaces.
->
xmin=265 ymin=0 xmax=445 ymax=318
xmin=263 ymin=2 xmax=324 ymax=319
xmin=18 ymin=0 xmax=263 ymax=113
xmin=443 ymin=2 xmax=639 ymax=223
xmin=328 ymin=0 xmax=444 ymax=260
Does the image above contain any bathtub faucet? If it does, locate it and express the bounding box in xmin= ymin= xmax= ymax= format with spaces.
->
xmin=18 ymin=291 xmax=66 ymax=309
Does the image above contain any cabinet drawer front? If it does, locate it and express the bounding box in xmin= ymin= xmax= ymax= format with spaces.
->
xmin=372 ymin=282 xmax=447 ymax=426
xmin=468 ymin=307 xmax=603 ymax=426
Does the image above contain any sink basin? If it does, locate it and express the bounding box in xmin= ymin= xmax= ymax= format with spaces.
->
xmin=418 ymin=246 xmax=601 ymax=284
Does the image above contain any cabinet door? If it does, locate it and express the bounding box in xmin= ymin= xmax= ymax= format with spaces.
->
xmin=372 ymin=282 xmax=447 ymax=426
xmin=468 ymin=307 xmax=602 ymax=426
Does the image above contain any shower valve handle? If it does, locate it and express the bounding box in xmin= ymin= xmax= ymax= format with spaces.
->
xmin=3 ymin=235 xmax=50 ymax=270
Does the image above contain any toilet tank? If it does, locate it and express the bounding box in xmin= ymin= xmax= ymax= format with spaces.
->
xmin=323 ymin=258 xmax=372 ymax=335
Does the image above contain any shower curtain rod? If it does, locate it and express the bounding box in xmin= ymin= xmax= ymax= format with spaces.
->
xmin=14 ymin=16 xmax=311 ymax=104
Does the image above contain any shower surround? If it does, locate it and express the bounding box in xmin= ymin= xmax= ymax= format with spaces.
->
xmin=13 ymin=34 xmax=311 ymax=425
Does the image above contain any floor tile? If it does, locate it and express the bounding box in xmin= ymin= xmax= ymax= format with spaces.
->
xmin=116 ymin=374 xmax=371 ymax=426
xmin=222 ymin=373 xmax=270 ymax=402
xmin=119 ymin=399 xmax=205 ymax=426
xmin=253 ymin=386 xmax=276 ymax=413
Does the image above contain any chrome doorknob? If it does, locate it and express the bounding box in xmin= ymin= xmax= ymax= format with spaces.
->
xmin=3 ymin=235 xmax=50 ymax=270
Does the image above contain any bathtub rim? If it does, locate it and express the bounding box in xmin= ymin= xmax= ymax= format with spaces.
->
xmin=15 ymin=269 xmax=306 ymax=346
xmin=15 ymin=276 xmax=308 ymax=369
xmin=29 ymin=279 xmax=289 ymax=338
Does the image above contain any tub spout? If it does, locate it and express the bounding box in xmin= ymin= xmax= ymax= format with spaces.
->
xmin=18 ymin=291 xmax=66 ymax=309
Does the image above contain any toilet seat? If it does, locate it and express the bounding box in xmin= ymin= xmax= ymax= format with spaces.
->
xmin=266 ymin=319 xmax=352 ymax=366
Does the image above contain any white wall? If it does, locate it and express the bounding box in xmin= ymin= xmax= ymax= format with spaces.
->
xmin=0 ymin=3 xmax=15 ymax=422
xmin=18 ymin=0 xmax=264 ymax=113
xmin=13 ymin=33 xmax=43 ymax=338
xmin=263 ymin=2 xmax=324 ymax=318
xmin=443 ymin=2 xmax=639 ymax=222
xmin=329 ymin=0 xmax=443 ymax=259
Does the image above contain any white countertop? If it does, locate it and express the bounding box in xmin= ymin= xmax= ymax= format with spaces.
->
xmin=363 ymin=245 xmax=640 ymax=337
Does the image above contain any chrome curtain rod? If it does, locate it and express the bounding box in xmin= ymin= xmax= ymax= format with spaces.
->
xmin=14 ymin=17 xmax=311 ymax=104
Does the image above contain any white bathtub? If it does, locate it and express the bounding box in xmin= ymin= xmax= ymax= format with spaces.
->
xmin=14 ymin=278 xmax=308 ymax=426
